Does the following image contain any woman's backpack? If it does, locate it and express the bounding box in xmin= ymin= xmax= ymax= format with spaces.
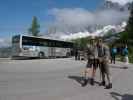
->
xmin=123 ymin=48 xmax=128 ymax=56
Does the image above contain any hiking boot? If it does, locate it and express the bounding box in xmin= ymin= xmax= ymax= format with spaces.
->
xmin=81 ymin=79 xmax=88 ymax=87
xmin=99 ymin=81 xmax=106 ymax=86
xmin=90 ymin=78 xmax=94 ymax=86
xmin=105 ymin=83 xmax=112 ymax=89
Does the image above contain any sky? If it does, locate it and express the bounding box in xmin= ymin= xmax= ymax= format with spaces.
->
xmin=0 ymin=0 xmax=103 ymax=39
xmin=0 ymin=0 xmax=132 ymax=47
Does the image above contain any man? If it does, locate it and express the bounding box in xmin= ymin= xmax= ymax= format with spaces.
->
xmin=97 ymin=39 xmax=112 ymax=89
xmin=82 ymin=37 xmax=98 ymax=86
xmin=111 ymin=45 xmax=117 ymax=64
xmin=74 ymin=48 xmax=78 ymax=60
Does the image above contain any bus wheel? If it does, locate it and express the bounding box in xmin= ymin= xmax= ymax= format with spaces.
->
xmin=38 ymin=52 xmax=45 ymax=59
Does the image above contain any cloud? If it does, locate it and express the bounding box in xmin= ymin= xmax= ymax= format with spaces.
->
xmin=106 ymin=0 xmax=133 ymax=5
xmin=48 ymin=8 xmax=129 ymax=35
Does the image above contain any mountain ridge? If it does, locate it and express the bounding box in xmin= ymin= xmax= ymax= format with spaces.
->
xmin=58 ymin=0 xmax=131 ymax=40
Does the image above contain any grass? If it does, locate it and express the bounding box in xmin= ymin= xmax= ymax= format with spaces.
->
xmin=129 ymin=53 xmax=133 ymax=63
xmin=116 ymin=54 xmax=133 ymax=63
xmin=129 ymin=47 xmax=133 ymax=63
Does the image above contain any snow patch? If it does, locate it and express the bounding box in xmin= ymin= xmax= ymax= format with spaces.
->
xmin=60 ymin=22 xmax=127 ymax=40
xmin=106 ymin=0 xmax=133 ymax=5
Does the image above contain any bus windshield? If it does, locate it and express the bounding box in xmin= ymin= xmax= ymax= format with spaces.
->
xmin=12 ymin=35 xmax=20 ymax=44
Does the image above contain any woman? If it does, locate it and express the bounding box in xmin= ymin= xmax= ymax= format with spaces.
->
xmin=123 ymin=45 xmax=129 ymax=65
xmin=81 ymin=37 xmax=98 ymax=86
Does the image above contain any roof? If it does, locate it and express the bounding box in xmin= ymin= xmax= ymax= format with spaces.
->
xmin=14 ymin=34 xmax=73 ymax=43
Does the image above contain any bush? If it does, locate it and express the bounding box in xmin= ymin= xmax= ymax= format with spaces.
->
xmin=129 ymin=54 xmax=133 ymax=63
xmin=129 ymin=47 xmax=133 ymax=63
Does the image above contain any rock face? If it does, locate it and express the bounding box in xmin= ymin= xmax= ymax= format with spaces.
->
xmin=102 ymin=0 xmax=130 ymax=11
xmin=95 ymin=0 xmax=131 ymax=35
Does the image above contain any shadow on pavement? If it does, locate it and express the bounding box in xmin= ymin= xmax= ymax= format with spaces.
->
xmin=110 ymin=65 xmax=128 ymax=69
xmin=68 ymin=75 xmax=100 ymax=86
xmin=68 ymin=76 xmax=84 ymax=85
xmin=110 ymin=92 xmax=133 ymax=100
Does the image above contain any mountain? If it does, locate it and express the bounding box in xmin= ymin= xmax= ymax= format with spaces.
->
xmin=98 ymin=22 xmax=127 ymax=36
xmin=60 ymin=22 xmax=127 ymax=40
xmin=47 ymin=0 xmax=131 ymax=40
xmin=95 ymin=0 xmax=131 ymax=36
xmin=101 ymin=1 xmax=130 ymax=11
xmin=60 ymin=0 xmax=132 ymax=40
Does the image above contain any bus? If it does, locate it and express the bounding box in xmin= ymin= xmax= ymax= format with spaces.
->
xmin=11 ymin=35 xmax=74 ymax=58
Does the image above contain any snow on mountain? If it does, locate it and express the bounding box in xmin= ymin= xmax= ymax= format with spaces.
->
xmin=102 ymin=0 xmax=131 ymax=11
xmin=60 ymin=32 xmax=97 ymax=40
xmin=60 ymin=22 xmax=127 ymax=40
xmin=106 ymin=0 xmax=133 ymax=6
xmin=98 ymin=22 xmax=127 ymax=36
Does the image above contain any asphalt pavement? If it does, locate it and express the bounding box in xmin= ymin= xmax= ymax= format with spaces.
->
xmin=0 ymin=58 xmax=133 ymax=100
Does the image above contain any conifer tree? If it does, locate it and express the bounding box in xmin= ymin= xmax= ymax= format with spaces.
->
xmin=28 ymin=16 xmax=40 ymax=36
xmin=126 ymin=2 xmax=133 ymax=39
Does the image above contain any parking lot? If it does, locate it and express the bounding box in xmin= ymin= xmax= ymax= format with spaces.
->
xmin=0 ymin=58 xmax=133 ymax=100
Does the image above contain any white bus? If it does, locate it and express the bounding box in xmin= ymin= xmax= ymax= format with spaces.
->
xmin=11 ymin=35 xmax=74 ymax=58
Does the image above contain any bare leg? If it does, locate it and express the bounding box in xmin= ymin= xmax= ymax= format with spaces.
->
xmin=81 ymin=68 xmax=92 ymax=87
xmin=92 ymin=59 xmax=98 ymax=79
xmin=92 ymin=67 xmax=96 ymax=79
